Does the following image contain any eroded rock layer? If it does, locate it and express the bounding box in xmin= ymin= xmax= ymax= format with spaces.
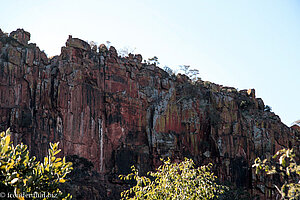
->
xmin=0 ymin=29 xmax=298 ymax=199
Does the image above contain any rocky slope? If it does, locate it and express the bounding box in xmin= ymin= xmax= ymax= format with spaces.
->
xmin=0 ymin=29 xmax=298 ymax=199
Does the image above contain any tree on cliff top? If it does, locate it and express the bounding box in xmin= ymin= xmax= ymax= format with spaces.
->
xmin=0 ymin=129 xmax=73 ymax=199
xmin=119 ymin=158 xmax=227 ymax=200
xmin=179 ymin=65 xmax=200 ymax=82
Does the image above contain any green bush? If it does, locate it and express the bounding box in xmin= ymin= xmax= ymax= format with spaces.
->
xmin=119 ymin=158 xmax=227 ymax=200
xmin=253 ymin=148 xmax=300 ymax=199
xmin=0 ymin=128 xmax=72 ymax=199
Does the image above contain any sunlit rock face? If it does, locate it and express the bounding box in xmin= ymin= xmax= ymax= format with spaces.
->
xmin=0 ymin=29 xmax=298 ymax=199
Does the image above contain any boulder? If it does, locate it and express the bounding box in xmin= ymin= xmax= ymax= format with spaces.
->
xmin=9 ymin=28 xmax=30 ymax=45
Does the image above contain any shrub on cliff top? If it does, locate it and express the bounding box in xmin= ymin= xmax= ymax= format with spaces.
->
xmin=119 ymin=158 xmax=227 ymax=200
xmin=0 ymin=129 xmax=72 ymax=199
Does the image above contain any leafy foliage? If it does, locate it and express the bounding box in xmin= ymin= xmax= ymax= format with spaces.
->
xmin=0 ymin=129 xmax=73 ymax=199
xmin=119 ymin=158 xmax=227 ymax=200
xmin=252 ymin=148 xmax=300 ymax=199
xmin=89 ymin=41 xmax=98 ymax=51
xmin=118 ymin=46 xmax=136 ymax=57
xmin=179 ymin=65 xmax=200 ymax=82
xmin=163 ymin=66 xmax=174 ymax=76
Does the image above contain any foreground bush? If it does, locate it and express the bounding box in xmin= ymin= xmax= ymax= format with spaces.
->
xmin=0 ymin=129 xmax=72 ymax=199
xmin=120 ymin=158 xmax=227 ymax=200
xmin=253 ymin=148 xmax=300 ymax=199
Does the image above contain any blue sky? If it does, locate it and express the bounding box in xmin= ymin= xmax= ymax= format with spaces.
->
xmin=1 ymin=0 xmax=299 ymax=126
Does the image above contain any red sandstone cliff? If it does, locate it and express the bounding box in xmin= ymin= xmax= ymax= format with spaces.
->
xmin=0 ymin=29 xmax=298 ymax=199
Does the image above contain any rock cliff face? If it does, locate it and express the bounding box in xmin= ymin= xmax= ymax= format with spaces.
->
xmin=0 ymin=29 xmax=298 ymax=199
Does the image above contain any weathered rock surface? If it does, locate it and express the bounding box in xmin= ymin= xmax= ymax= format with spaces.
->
xmin=0 ymin=29 xmax=298 ymax=199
